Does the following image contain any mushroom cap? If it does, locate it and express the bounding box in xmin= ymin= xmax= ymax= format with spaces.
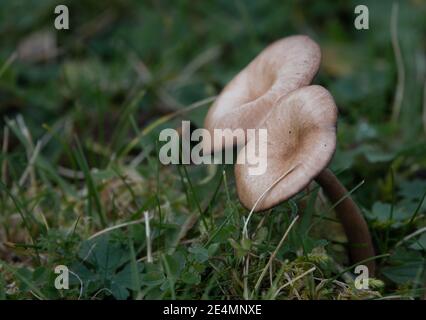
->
xmin=204 ymin=35 xmax=321 ymax=153
xmin=235 ymin=85 xmax=338 ymax=211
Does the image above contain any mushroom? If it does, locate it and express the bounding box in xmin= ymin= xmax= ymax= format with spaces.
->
xmin=235 ymin=85 xmax=376 ymax=274
xmin=204 ymin=35 xmax=321 ymax=153
xmin=202 ymin=36 xmax=375 ymax=274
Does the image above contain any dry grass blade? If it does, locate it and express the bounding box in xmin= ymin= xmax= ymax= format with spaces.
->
xmin=251 ymin=215 xmax=299 ymax=298
xmin=242 ymin=165 xmax=297 ymax=238
xmin=19 ymin=141 xmax=41 ymax=187
xmin=390 ymin=2 xmax=405 ymax=122
xmin=395 ymin=226 xmax=426 ymax=248
xmin=144 ymin=211 xmax=153 ymax=263
xmin=88 ymin=218 xmax=145 ymax=240
xmin=272 ymin=266 xmax=316 ymax=299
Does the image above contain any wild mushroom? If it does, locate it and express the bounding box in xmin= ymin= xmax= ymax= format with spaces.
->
xmin=235 ymin=85 xmax=376 ymax=274
xmin=204 ymin=35 xmax=321 ymax=153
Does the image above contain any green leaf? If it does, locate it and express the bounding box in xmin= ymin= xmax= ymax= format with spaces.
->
xmin=110 ymin=282 xmax=130 ymax=300
xmin=241 ymin=238 xmax=252 ymax=251
xmin=382 ymin=248 xmax=425 ymax=284
xmin=371 ymin=202 xmax=392 ymax=221
xmin=398 ymin=180 xmax=426 ymax=201
xmin=127 ymin=236 xmax=141 ymax=296
xmin=207 ymin=243 xmax=220 ymax=256
xmin=70 ymin=262 xmax=98 ymax=285
xmin=211 ymin=224 xmax=235 ymax=243
xmin=382 ymin=262 xmax=424 ymax=284
xmin=16 ymin=268 xmax=33 ymax=291
xmin=362 ymin=145 xmax=395 ymax=163
xmin=389 ymin=248 xmax=422 ymax=263
xmin=140 ymin=271 xmax=165 ymax=286
xmin=409 ymin=234 xmax=426 ymax=251
xmin=1 ymin=264 xmax=47 ymax=299
xmin=78 ymin=236 xmax=129 ymax=275
xmin=163 ymin=252 xmax=186 ymax=279
xmin=369 ymin=200 xmax=420 ymax=225
xmin=113 ymin=262 xmax=144 ymax=291
xmin=181 ymin=269 xmax=201 ymax=285
xmin=188 ymin=244 xmax=209 ymax=263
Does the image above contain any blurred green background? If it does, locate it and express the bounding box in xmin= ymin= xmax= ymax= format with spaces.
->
xmin=1 ymin=0 xmax=425 ymax=135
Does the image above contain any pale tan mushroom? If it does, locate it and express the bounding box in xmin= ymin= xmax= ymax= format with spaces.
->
xmin=235 ymin=85 xmax=376 ymax=274
xmin=204 ymin=35 xmax=321 ymax=153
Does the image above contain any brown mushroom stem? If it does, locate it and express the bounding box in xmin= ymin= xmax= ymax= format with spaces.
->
xmin=315 ymin=168 xmax=376 ymax=275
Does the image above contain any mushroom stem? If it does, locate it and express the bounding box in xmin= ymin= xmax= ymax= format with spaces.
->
xmin=315 ymin=168 xmax=376 ymax=275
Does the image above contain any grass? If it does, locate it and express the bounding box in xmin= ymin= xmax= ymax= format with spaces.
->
xmin=0 ymin=0 xmax=426 ymax=300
